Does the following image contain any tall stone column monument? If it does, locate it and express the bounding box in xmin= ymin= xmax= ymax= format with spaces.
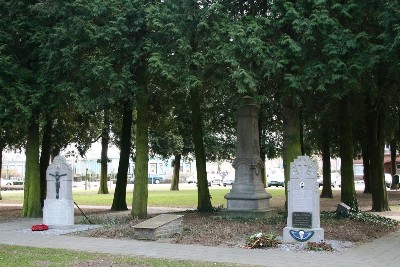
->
xmin=224 ymin=96 xmax=272 ymax=211
xmin=43 ymin=155 xmax=74 ymax=228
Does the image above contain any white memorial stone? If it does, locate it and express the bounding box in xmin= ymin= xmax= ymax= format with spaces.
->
xmin=283 ymin=156 xmax=324 ymax=243
xmin=43 ymin=156 xmax=74 ymax=228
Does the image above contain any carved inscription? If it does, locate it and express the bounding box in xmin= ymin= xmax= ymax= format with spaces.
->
xmin=45 ymin=201 xmax=68 ymax=225
xmin=290 ymin=156 xmax=317 ymax=179
xmin=293 ymin=212 xmax=312 ymax=228
xmin=291 ymin=190 xmax=313 ymax=211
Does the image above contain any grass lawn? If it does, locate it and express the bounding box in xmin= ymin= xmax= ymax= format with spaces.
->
xmin=0 ymin=185 xmax=286 ymax=208
xmin=0 ymin=245 xmax=238 ymax=267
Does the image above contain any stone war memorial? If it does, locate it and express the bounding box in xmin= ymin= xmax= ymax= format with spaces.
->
xmin=43 ymin=155 xmax=74 ymax=228
xmin=224 ymin=96 xmax=272 ymax=213
xmin=283 ymin=156 xmax=324 ymax=243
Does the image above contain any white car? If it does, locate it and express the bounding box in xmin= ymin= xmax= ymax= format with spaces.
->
xmin=186 ymin=175 xmax=197 ymax=184
xmin=385 ymin=173 xmax=392 ymax=188
xmin=318 ymin=172 xmax=341 ymax=188
xmin=222 ymin=172 xmax=235 ymax=186
xmin=0 ymin=179 xmax=13 ymax=186
xmin=331 ymin=172 xmax=341 ymax=187
xmin=208 ymin=173 xmax=222 ymax=186
xmin=267 ymin=168 xmax=285 ymax=188
xmin=186 ymin=173 xmax=222 ymax=186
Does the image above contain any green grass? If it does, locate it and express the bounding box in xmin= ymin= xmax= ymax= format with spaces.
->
xmin=1 ymin=186 xmax=286 ymax=208
xmin=0 ymin=191 xmax=24 ymax=203
xmin=71 ymin=188 xmax=285 ymax=208
xmin=70 ymin=188 xmax=222 ymax=207
xmin=0 ymin=244 xmax=238 ymax=267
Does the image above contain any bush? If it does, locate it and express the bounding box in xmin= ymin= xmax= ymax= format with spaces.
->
xmin=321 ymin=211 xmax=399 ymax=229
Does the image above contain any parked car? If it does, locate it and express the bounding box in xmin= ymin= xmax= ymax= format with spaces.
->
xmin=268 ymin=180 xmax=284 ymax=187
xmin=208 ymin=173 xmax=222 ymax=186
xmin=186 ymin=175 xmax=197 ymax=184
xmin=127 ymin=174 xmax=134 ymax=184
xmin=186 ymin=173 xmax=220 ymax=186
xmin=318 ymin=172 xmax=341 ymax=188
xmin=385 ymin=173 xmax=392 ymax=188
xmin=267 ymin=168 xmax=285 ymax=188
xmin=0 ymin=179 xmax=13 ymax=186
xmin=222 ymin=172 xmax=235 ymax=187
xmin=129 ymin=174 xmax=164 ymax=184
xmin=148 ymin=174 xmax=163 ymax=184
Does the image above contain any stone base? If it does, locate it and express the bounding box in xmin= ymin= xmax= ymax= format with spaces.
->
xmin=225 ymin=198 xmax=271 ymax=211
xmin=219 ymin=208 xmax=277 ymax=219
xmin=225 ymin=193 xmax=271 ymax=211
xmin=283 ymin=226 xmax=324 ymax=243
xmin=43 ymin=199 xmax=74 ymax=228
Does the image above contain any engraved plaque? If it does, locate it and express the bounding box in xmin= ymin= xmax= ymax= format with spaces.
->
xmin=293 ymin=212 xmax=312 ymax=228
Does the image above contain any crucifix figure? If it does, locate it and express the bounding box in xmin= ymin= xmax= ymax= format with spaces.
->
xmin=49 ymin=171 xmax=67 ymax=199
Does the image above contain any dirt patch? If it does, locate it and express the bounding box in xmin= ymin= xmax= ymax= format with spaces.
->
xmin=0 ymin=206 xmax=23 ymax=222
xmin=74 ymin=208 xmax=398 ymax=249
xmin=75 ymin=190 xmax=400 ymax=247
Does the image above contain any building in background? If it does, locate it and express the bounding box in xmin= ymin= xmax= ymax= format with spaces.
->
xmin=1 ymin=152 xmax=25 ymax=183
xmin=1 ymin=143 xmax=194 ymax=183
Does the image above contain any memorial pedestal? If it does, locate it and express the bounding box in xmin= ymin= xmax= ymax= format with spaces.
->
xmin=225 ymin=97 xmax=272 ymax=212
xmin=43 ymin=199 xmax=74 ymax=228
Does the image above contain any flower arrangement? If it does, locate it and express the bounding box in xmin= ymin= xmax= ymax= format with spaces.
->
xmin=31 ymin=224 xmax=49 ymax=231
xmin=243 ymin=232 xmax=281 ymax=249
xmin=305 ymin=241 xmax=333 ymax=251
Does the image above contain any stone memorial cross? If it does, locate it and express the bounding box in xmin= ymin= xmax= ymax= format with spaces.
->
xmin=43 ymin=155 xmax=74 ymax=227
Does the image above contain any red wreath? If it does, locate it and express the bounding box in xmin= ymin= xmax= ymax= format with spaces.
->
xmin=31 ymin=224 xmax=49 ymax=231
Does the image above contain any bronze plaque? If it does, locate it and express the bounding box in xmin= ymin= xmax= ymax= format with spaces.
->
xmin=292 ymin=212 xmax=312 ymax=228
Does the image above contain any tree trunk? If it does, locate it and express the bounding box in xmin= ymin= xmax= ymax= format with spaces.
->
xmin=260 ymin=153 xmax=267 ymax=188
xmin=390 ymin=139 xmax=397 ymax=189
xmin=190 ymin=86 xmax=212 ymax=212
xmin=22 ymin=112 xmax=42 ymax=217
xmin=132 ymin=92 xmax=149 ymax=218
xmin=320 ymin=124 xmax=333 ymax=198
xmin=339 ymin=96 xmax=358 ymax=211
xmin=258 ymin=116 xmax=266 ymax=187
xmin=217 ymin=159 xmax=222 ymax=173
xmin=0 ymin=144 xmax=3 ymax=200
xmin=299 ymin=110 xmax=305 ymax=155
xmin=170 ymin=154 xmax=181 ymax=191
xmin=282 ymin=96 xmax=302 ymax=205
xmin=39 ymin=113 xmax=53 ymax=207
xmin=111 ymin=101 xmax=133 ymax=211
xmin=51 ymin=147 xmax=60 ymax=161
xmin=368 ymin=99 xmax=389 ymax=211
xmin=98 ymin=110 xmax=110 ymax=194
xmin=362 ymin=145 xmax=372 ymax=194
xmin=362 ymin=105 xmax=373 ymax=193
